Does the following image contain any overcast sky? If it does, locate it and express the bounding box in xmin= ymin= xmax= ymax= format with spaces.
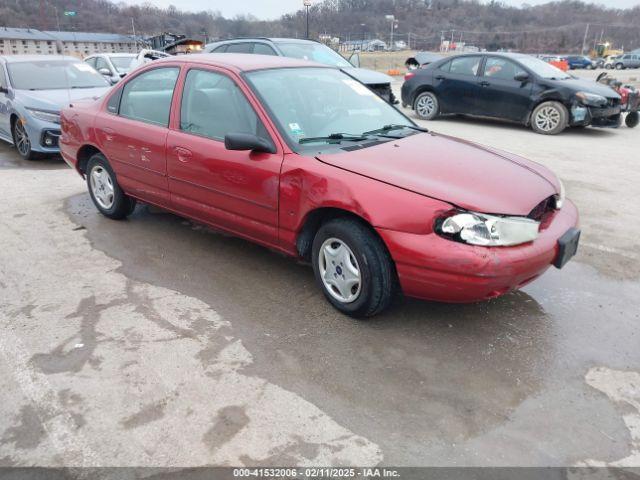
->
xmin=120 ymin=0 xmax=640 ymax=19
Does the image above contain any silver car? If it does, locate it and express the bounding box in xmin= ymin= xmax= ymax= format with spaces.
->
xmin=84 ymin=53 xmax=137 ymax=84
xmin=0 ymin=55 xmax=111 ymax=160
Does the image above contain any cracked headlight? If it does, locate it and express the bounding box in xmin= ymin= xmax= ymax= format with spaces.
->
xmin=436 ymin=211 xmax=540 ymax=247
xmin=25 ymin=108 xmax=61 ymax=124
xmin=575 ymin=91 xmax=607 ymax=107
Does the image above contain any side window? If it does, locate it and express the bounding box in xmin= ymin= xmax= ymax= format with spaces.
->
xmin=85 ymin=57 xmax=97 ymax=69
xmin=180 ymin=69 xmax=268 ymax=142
xmin=623 ymin=55 xmax=631 ymax=60
xmin=212 ymin=44 xmax=228 ymax=53
xmin=253 ymin=43 xmax=277 ymax=56
xmin=438 ymin=60 xmax=452 ymax=72
xmin=119 ymin=67 xmax=179 ymax=127
xmin=483 ymin=57 xmax=526 ymax=81
xmin=449 ymin=56 xmax=481 ymax=76
xmin=226 ymin=43 xmax=253 ymax=54
xmin=106 ymin=86 xmax=123 ymax=114
xmin=95 ymin=57 xmax=109 ymax=72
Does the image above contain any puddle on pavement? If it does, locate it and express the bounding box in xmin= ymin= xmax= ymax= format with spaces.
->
xmin=64 ymin=193 xmax=640 ymax=465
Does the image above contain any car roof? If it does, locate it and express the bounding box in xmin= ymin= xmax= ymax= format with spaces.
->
xmin=0 ymin=54 xmax=79 ymax=63
xmin=154 ymin=53 xmax=328 ymax=72
xmin=206 ymin=37 xmax=318 ymax=47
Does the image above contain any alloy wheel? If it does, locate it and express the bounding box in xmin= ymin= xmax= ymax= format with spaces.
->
xmin=318 ymin=237 xmax=362 ymax=304
xmin=416 ymin=94 xmax=436 ymax=118
xmin=534 ymin=106 xmax=561 ymax=132
xmin=90 ymin=165 xmax=115 ymax=210
xmin=14 ymin=121 xmax=31 ymax=157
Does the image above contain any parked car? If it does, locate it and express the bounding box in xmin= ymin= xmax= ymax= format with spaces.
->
xmin=0 ymin=55 xmax=111 ymax=160
xmin=203 ymin=38 xmax=397 ymax=104
xmin=604 ymin=55 xmax=621 ymax=69
xmin=84 ymin=53 xmax=136 ymax=84
xmin=541 ymin=55 xmax=569 ymax=71
xmin=402 ymin=53 xmax=622 ymax=134
xmin=612 ymin=53 xmax=640 ymax=70
xmin=60 ymin=54 xmax=579 ymax=317
xmin=566 ymin=55 xmax=596 ymax=70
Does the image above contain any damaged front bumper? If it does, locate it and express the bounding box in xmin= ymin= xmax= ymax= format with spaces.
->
xmin=571 ymin=102 xmax=622 ymax=128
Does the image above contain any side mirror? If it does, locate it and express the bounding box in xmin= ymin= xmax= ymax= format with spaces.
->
xmin=349 ymin=52 xmax=361 ymax=68
xmin=224 ymin=133 xmax=275 ymax=154
xmin=0 ymin=86 xmax=8 ymax=94
xmin=514 ymin=72 xmax=530 ymax=82
xmin=98 ymin=68 xmax=112 ymax=76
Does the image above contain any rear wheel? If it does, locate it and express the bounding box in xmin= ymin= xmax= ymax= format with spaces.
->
xmin=312 ymin=218 xmax=395 ymax=318
xmin=86 ymin=153 xmax=136 ymax=220
xmin=12 ymin=118 xmax=39 ymax=160
xmin=531 ymin=101 xmax=568 ymax=135
xmin=413 ymin=91 xmax=439 ymax=120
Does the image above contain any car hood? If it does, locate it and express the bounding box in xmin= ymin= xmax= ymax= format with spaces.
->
xmin=546 ymin=77 xmax=620 ymax=99
xmin=16 ymin=87 xmax=110 ymax=112
xmin=315 ymin=133 xmax=560 ymax=216
xmin=341 ymin=67 xmax=393 ymax=85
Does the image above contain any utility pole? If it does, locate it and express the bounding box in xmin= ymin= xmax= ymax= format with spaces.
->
xmin=581 ymin=23 xmax=590 ymax=55
xmin=131 ymin=18 xmax=137 ymax=50
xmin=304 ymin=0 xmax=311 ymax=39
xmin=385 ymin=15 xmax=395 ymax=51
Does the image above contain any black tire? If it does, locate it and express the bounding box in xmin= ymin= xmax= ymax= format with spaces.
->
xmin=413 ymin=91 xmax=439 ymax=120
xmin=311 ymin=218 xmax=395 ymax=318
xmin=615 ymin=63 xmax=624 ymax=70
xmin=530 ymin=101 xmax=568 ymax=135
xmin=86 ymin=153 xmax=136 ymax=220
xmin=12 ymin=118 xmax=40 ymax=161
xmin=626 ymin=111 xmax=639 ymax=128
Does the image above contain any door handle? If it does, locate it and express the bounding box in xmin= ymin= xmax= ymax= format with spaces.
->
xmin=479 ymin=81 xmax=490 ymax=87
xmin=174 ymin=146 xmax=192 ymax=163
xmin=435 ymin=75 xmax=446 ymax=80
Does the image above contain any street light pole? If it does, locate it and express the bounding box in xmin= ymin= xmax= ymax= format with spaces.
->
xmin=304 ymin=0 xmax=311 ymax=39
xmin=385 ymin=15 xmax=395 ymax=51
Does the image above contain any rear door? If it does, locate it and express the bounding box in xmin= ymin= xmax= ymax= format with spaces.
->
xmin=476 ymin=56 xmax=533 ymax=122
xmin=166 ymin=66 xmax=283 ymax=246
xmin=93 ymin=65 xmax=180 ymax=206
xmin=432 ymin=56 xmax=483 ymax=115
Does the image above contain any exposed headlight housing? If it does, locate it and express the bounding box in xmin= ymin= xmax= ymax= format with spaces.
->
xmin=436 ymin=211 xmax=540 ymax=247
xmin=575 ymin=91 xmax=607 ymax=107
xmin=554 ymin=179 xmax=565 ymax=209
xmin=25 ymin=108 xmax=61 ymax=124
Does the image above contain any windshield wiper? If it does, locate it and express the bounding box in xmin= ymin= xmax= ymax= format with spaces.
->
xmin=362 ymin=124 xmax=429 ymax=137
xmin=299 ymin=133 xmax=372 ymax=144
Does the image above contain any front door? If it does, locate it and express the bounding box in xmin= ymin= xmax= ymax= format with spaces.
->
xmin=0 ymin=65 xmax=11 ymax=139
xmin=433 ymin=55 xmax=484 ymax=115
xmin=166 ymin=67 xmax=283 ymax=246
xmin=93 ymin=66 xmax=180 ymax=206
xmin=476 ymin=57 xmax=533 ymax=122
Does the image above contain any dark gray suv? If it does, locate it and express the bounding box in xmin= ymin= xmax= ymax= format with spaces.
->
xmin=204 ymin=38 xmax=397 ymax=104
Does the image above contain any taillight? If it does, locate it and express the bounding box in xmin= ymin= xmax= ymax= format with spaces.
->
xmin=404 ymin=71 xmax=416 ymax=81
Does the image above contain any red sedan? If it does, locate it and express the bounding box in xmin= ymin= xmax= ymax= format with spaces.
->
xmin=60 ymin=54 xmax=580 ymax=317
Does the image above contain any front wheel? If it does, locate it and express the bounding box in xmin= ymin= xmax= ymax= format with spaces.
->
xmin=531 ymin=101 xmax=568 ymax=135
xmin=615 ymin=63 xmax=624 ymax=70
xmin=12 ymin=118 xmax=39 ymax=160
xmin=312 ymin=218 xmax=395 ymax=318
xmin=86 ymin=153 xmax=136 ymax=220
xmin=626 ymin=111 xmax=639 ymax=128
xmin=413 ymin=91 xmax=439 ymax=120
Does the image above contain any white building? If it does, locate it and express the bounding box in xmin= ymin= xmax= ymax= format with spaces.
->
xmin=0 ymin=27 xmax=138 ymax=57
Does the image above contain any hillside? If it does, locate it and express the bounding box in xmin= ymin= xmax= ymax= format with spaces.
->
xmin=1 ymin=0 xmax=639 ymax=53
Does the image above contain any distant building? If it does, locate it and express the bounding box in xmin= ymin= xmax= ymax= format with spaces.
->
xmin=0 ymin=27 xmax=138 ymax=57
xmin=342 ymin=39 xmax=387 ymax=52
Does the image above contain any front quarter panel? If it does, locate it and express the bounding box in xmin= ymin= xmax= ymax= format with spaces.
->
xmin=278 ymin=152 xmax=453 ymax=255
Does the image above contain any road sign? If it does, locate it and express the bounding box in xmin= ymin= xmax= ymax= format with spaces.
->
xmin=64 ymin=11 xmax=76 ymax=16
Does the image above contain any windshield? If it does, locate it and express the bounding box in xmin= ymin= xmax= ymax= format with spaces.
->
xmin=110 ymin=56 xmax=135 ymax=73
xmin=8 ymin=60 xmax=110 ymax=90
xmin=277 ymin=43 xmax=352 ymax=68
xmin=246 ymin=67 xmax=413 ymax=150
xmin=518 ymin=56 xmax=571 ymax=79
